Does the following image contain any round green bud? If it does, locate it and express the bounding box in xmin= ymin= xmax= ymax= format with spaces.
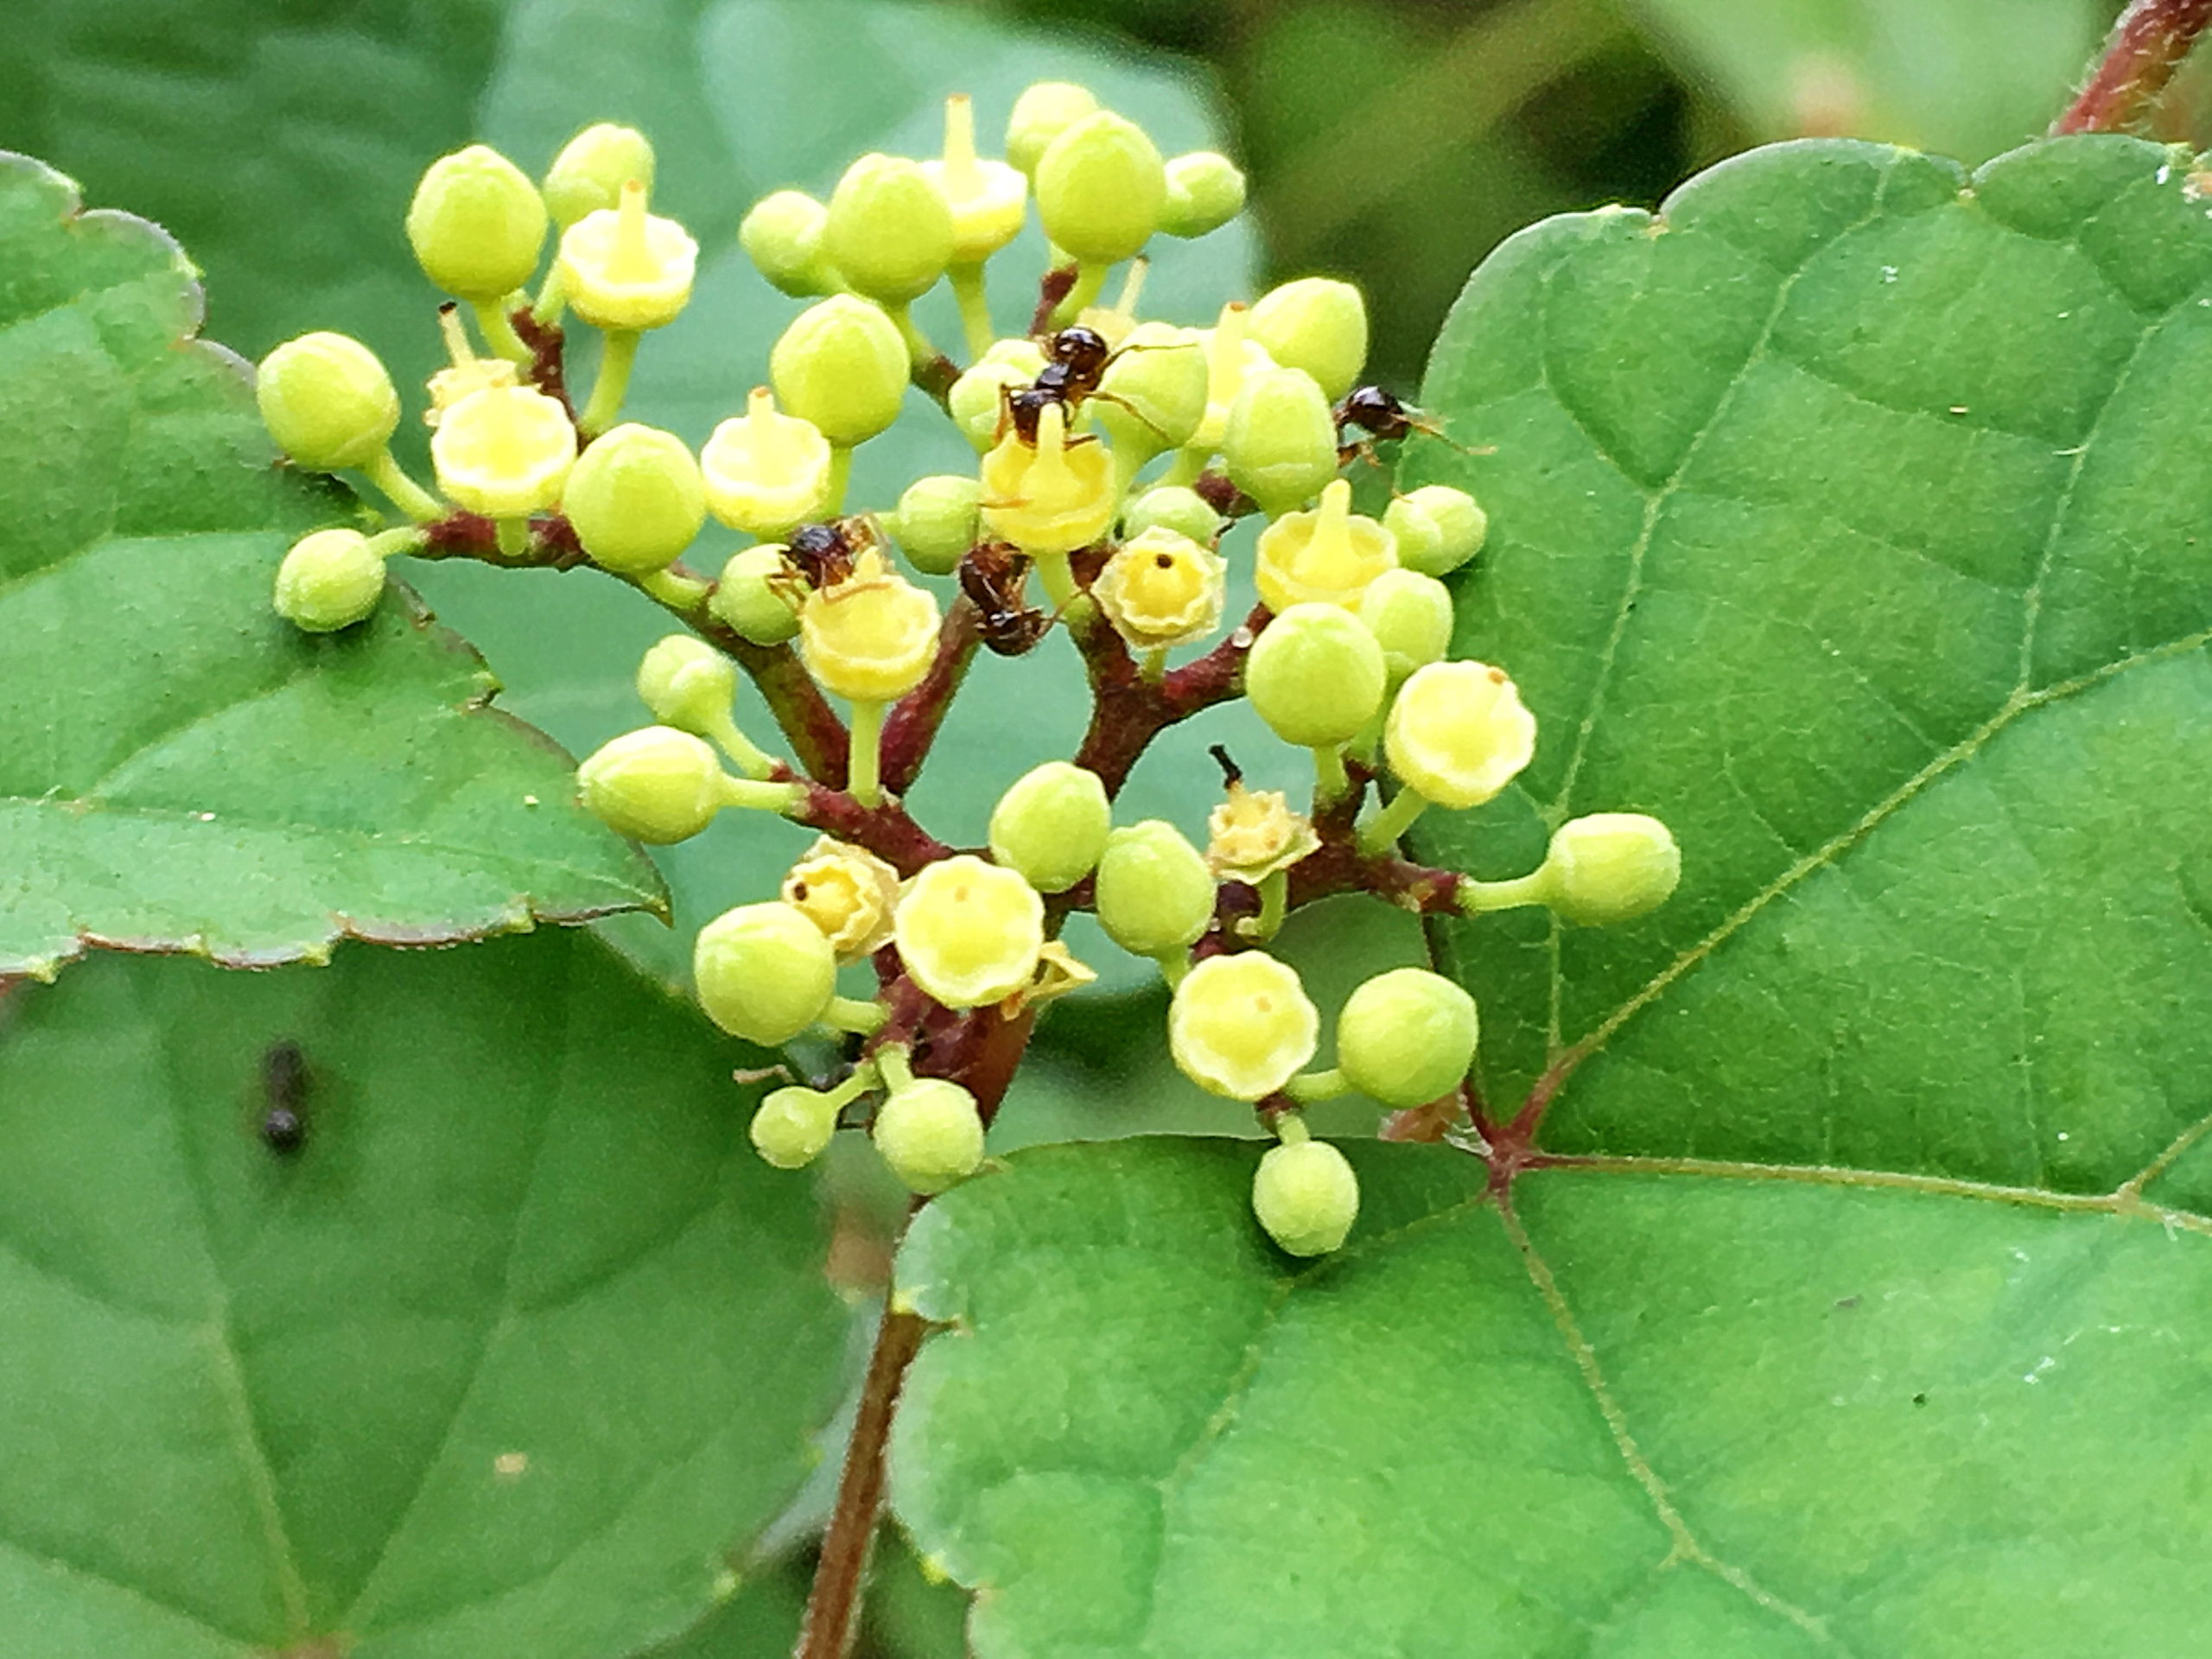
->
xmin=406 ymin=143 xmax=548 ymax=302
xmin=710 ymin=544 xmax=802 ymax=645
xmin=1006 ymin=81 xmax=1100 ymax=176
xmin=823 ymin=153 xmax=957 ymax=307
xmin=740 ymin=188 xmax=839 ymax=297
xmin=988 ymin=762 xmax=1111 ymax=894
xmin=1094 ymin=821 xmax=1215 ymax=958
xmin=1385 ymin=660 xmax=1537 ymax=810
xmin=750 ymin=1085 xmax=839 ymax=1170
xmin=273 ymin=528 xmax=385 ymax=632
xmin=563 ymin=422 xmax=706 ymax=575
xmin=947 ymin=341 xmax=1046 ymax=453
xmin=893 ymin=855 xmax=1045 ymax=1009
xmin=543 ymin=123 xmax=656 ymax=229
xmin=769 ymin=295 xmax=910 ymax=448
xmin=1168 ymin=951 xmax=1319 ymax=1101
xmin=891 ymin=474 xmax=982 ymax=576
xmin=1033 ymin=111 xmax=1166 ymax=265
xmin=1244 ymin=602 xmax=1386 ymax=748
xmin=1091 ymin=321 xmax=1207 ymax=457
xmin=1223 ymin=367 xmax=1339 ymax=518
xmin=1336 ymin=967 xmax=1478 ymax=1109
xmin=636 ymin=634 xmax=737 ymax=735
xmin=872 ymin=1077 xmax=986 ymax=1195
xmin=1160 ymin=151 xmax=1247 ymax=238
xmin=1251 ymin=1137 xmax=1359 ymax=1256
xmin=1357 ymin=568 xmax=1453 ymax=681
xmin=257 ymin=333 xmax=400 ymax=471
xmin=1539 ymin=813 xmax=1681 ymax=925
xmin=1383 ymin=486 xmax=1488 ymax=578
xmin=576 ymin=725 xmax=728 ymax=844
xmin=1122 ymin=485 xmax=1220 ymax=546
xmin=694 ymin=900 xmax=837 ymax=1047
xmin=1247 ymin=276 xmax=1369 ymax=403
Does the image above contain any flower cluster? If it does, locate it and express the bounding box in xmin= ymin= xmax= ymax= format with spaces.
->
xmin=252 ymin=86 xmax=1680 ymax=1257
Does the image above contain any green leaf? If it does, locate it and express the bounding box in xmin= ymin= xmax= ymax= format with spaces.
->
xmin=0 ymin=929 xmax=846 ymax=1659
xmin=0 ymin=151 xmax=661 ymax=980
xmin=891 ymin=1138 xmax=2212 ymax=1656
xmin=1409 ymin=136 xmax=2212 ymax=1186
xmin=1624 ymin=0 xmax=2107 ymax=163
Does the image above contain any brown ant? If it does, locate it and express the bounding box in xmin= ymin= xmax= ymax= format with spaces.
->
xmin=1332 ymin=385 xmax=1491 ymax=467
xmin=782 ymin=517 xmax=873 ymax=588
xmin=999 ymin=324 xmax=1192 ymax=448
xmin=957 ymin=544 xmax=1052 ymax=656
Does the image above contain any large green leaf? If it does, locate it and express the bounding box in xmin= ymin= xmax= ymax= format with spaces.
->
xmin=891 ymin=1139 xmax=2212 ymax=1656
xmin=886 ymin=133 xmax=2212 ymax=1653
xmin=0 ymin=152 xmax=660 ymax=980
xmin=1410 ymin=135 xmax=2212 ymax=1185
xmin=0 ymin=929 xmax=846 ymax=1659
xmin=1624 ymin=0 xmax=2106 ymax=163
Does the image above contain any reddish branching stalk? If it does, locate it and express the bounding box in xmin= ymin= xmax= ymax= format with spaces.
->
xmin=1071 ymin=603 xmax=1262 ymax=796
xmin=509 ymin=306 xmax=571 ymax=416
xmin=2056 ymin=0 xmax=2212 ymax=132
xmin=880 ymin=598 xmax=984 ymax=796
xmin=788 ymin=780 xmax=955 ymax=876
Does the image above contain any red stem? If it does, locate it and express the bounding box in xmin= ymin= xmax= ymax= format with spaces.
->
xmin=2055 ymin=0 xmax=2212 ymax=132
xmin=880 ymin=598 xmax=984 ymax=797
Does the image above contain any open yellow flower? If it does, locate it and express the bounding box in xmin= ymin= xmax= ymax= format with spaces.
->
xmin=1254 ymin=477 xmax=1397 ymax=613
xmin=979 ymin=402 xmax=1116 ymax=556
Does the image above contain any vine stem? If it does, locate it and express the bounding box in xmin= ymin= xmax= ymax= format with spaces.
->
xmin=793 ymin=1299 xmax=928 ymax=1659
xmin=2055 ymin=0 xmax=2212 ymax=132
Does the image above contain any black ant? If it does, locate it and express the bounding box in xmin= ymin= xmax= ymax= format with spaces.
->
xmin=261 ymin=1039 xmax=308 ymax=1154
xmin=957 ymin=544 xmax=1052 ymax=656
xmin=783 ymin=518 xmax=873 ymax=589
xmin=999 ymin=324 xmax=1193 ymax=448
xmin=1332 ymin=385 xmax=1491 ymax=467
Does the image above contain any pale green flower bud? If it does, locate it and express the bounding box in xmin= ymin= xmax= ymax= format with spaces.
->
xmin=1252 ymin=1135 xmax=1358 ymax=1256
xmin=890 ymin=474 xmax=982 ymax=575
xmin=947 ymin=340 xmax=1046 ymax=453
xmin=922 ymin=95 xmax=1027 ymax=264
xmin=1538 ymin=813 xmax=1681 ymax=925
xmin=563 ymin=423 xmax=706 ymax=574
xmin=1034 ymin=111 xmax=1166 ymax=265
xmin=701 ymin=387 xmax=834 ymax=537
xmin=750 ymin=1085 xmax=841 ymax=1170
xmin=1336 ymin=968 xmax=1478 ymax=1109
xmin=799 ymin=550 xmax=941 ymax=702
xmin=1093 ymin=528 xmax=1226 ymax=652
xmin=1244 ymin=603 xmax=1386 ymax=748
xmin=430 ymin=385 xmax=576 ymax=518
xmin=874 ymin=1077 xmax=987 ymax=1195
xmin=988 ymin=762 xmax=1111 ymax=893
xmin=1383 ymin=485 xmax=1488 ymax=578
xmin=1006 ymin=81 xmax=1100 ymax=176
xmin=1357 ymin=568 xmax=1453 ymax=681
xmin=823 ymin=153 xmax=956 ymax=308
xmin=1255 ymin=478 xmax=1397 ymax=613
xmin=407 ymin=143 xmax=548 ymax=302
xmin=636 ymin=634 xmax=737 ymax=735
xmin=1224 ymin=366 xmax=1338 ymax=518
xmin=257 ymin=333 xmax=400 ymax=471
xmin=273 ymin=528 xmax=385 ymax=632
xmin=893 ymin=855 xmax=1045 ymax=1009
xmin=1122 ymin=485 xmax=1220 ymax=546
xmin=1168 ymin=951 xmax=1319 ymax=1101
xmin=543 ymin=123 xmax=655 ymax=230
xmin=557 ymin=179 xmax=697 ymax=331
xmin=770 ymin=295 xmax=910 ymax=447
xmin=1160 ymin=150 xmax=1247 ymax=238
xmin=1091 ymin=321 xmax=1206 ymax=458
xmin=1247 ymin=276 xmax=1368 ymax=402
xmin=694 ymin=900 xmax=837 ymax=1046
xmin=1384 ymin=660 xmax=1536 ymax=810
xmin=711 ymin=545 xmax=804 ymax=645
xmin=577 ymin=725 xmax=730 ymax=843
xmin=740 ymin=189 xmax=838 ymax=297
xmin=1094 ymin=821 xmax=1214 ymax=958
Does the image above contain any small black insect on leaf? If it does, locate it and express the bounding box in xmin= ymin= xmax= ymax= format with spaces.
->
xmin=261 ymin=1039 xmax=308 ymax=1154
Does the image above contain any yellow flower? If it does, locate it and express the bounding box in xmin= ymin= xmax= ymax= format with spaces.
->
xmin=798 ymin=548 xmax=942 ymax=702
xmin=783 ymin=836 xmax=900 ymax=961
xmin=920 ymin=95 xmax=1027 ymax=264
xmin=430 ymin=385 xmax=576 ymax=518
xmin=1167 ymin=951 xmax=1319 ymax=1101
xmin=1384 ymin=659 xmax=1537 ymax=809
xmin=1254 ymin=478 xmax=1397 ymax=613
xmin=979 ymin=402 xmax=1116 ymax=556
xmin=557 ymin=179 xmax=698 ymax=331
xmin=1092 ymin=528 xmax=1225 ymax=650
xmin=1206 ymin=781 xmax=1320 ymax=883
xmin=893 ymin=855 xmax=1046 ymax=1009
xmin=701 ymin=387 xmax=834 ymax=537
